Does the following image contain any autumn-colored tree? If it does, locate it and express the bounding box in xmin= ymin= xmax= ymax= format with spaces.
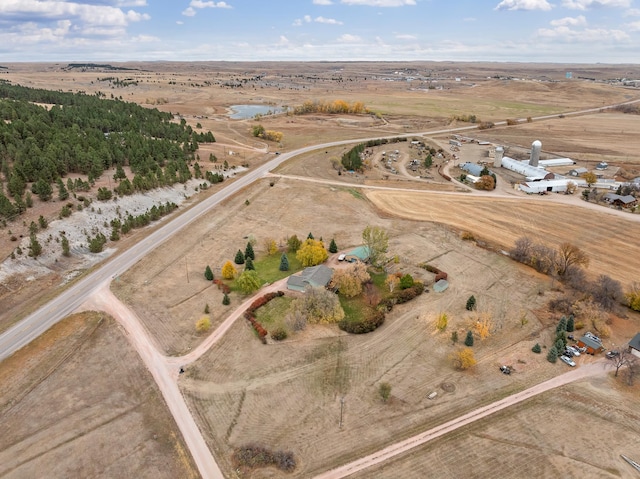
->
xmin=436 ymin=312 xmax=448 ymax=331
xmin=452 ymin=348 xmax=476 ymax=370
xmin=236 ymin=270 xmax=261 ymax=294
xmin=330 ymin=262 xmax=370 ymax=298
xmin=385 ymin=274 xmax=400 ymax=293
xmin=196 ymin=316 xmax=211 ymax=333
xmin=296 ymin=239 xmax=328 ymax=267
xmin=264 ymin=238 xmax=278 ymax=256
xmin=626 ymin=283 xmax=640 ymax=311
xmin=555 ymin=242 xmax=589 ymax=278
xmin=222 ymin=260 xmax=237 ymax=280
xmin=581 ymin=171 xmax=597 ymax=187
xmin=286 ymin=286 xmax=344 ymax=324
xmin=472 ymin=312 xmax=493 ymax=340
xmin=476 ymin=175 xmax=495 ymax=190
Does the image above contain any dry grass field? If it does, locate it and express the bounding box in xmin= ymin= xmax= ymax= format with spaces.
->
xmin=2 ymin=62 xmax=640 ymax=478
xmin=349 ymin=376 xmax=640 ymax=479
xmin=0 ymin=311 xmax=197 ymax=478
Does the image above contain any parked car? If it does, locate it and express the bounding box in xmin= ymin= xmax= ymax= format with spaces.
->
xmin=606 ymin=350 xmax=620 ymax=359
xmin=560 ymin=355 xmax=576 ymax=367
xmin=499 ymin=365 xmax=511 ymax=375
xmin=585 ymin=331 xmax=602 ymax=343
xmin=567 ymin=334 xmax=575 ymax=341
xmin=575 ymin=345 xmax=587 ymax=353
xmin=338 ymin=254 xmax=346 ymax=261
xmin=567 ymin=346 xmax=581 ymax=356
xmin=563 ymin=349 xmax=574 ymax=358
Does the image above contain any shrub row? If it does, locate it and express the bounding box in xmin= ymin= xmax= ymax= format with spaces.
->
xmin=419 ymin=263 xmax=448 ymax=281
xmin=232 ymin=444 xmax=296 ymax=473
xmin=243 ymin=291 xmax=285 ymax=344
xmin=339 ymin=310 xmax=385 ymax=334
xmin=246 ymin=291 xmax=285 ymax=315
xmin=394 ymin=282 xmax=424 ymax=304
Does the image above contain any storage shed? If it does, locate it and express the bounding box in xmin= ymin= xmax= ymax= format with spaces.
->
xmin=576 ymin=334 xmax=604 ymax=355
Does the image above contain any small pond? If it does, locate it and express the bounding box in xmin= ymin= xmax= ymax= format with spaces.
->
xmin=228 ymin=104 xmax=286 ymax=120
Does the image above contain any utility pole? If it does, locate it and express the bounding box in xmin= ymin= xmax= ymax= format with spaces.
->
xmin=339 ymin=396 xmax=345 ymax=429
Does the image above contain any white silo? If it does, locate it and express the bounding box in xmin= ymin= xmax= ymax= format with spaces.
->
xmin=493 ymin=146 xmax=504 ymax=168
xmin=529 ymin=140 xmax=542 ymax=167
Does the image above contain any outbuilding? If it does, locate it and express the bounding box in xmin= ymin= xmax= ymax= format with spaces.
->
xmin=344 ymin=246 xmax=370 ymax=263
xmin=576 ymin=334 xmax=604 ymax=355
xmin=628 ymin=333 xmax=640 ymax=358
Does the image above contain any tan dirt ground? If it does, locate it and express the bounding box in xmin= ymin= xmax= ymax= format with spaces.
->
xmin=0 ymin=311 xmax=198 ymax=479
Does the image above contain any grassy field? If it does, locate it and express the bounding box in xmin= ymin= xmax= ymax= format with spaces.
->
xmin=0 ymin=312 xmax=198 ymax=478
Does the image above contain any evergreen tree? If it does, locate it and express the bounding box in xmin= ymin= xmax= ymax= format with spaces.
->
xmin=33 ymin=178 xmax=52 ymax=202
xmin=307 ymin=232 xmax=314 ymax=239
xmin=38 ymin=215 xmax=48 ymax=229
xmin=466 ymin=295 xmax=476 ymax=311
xmin=204 ymin=303 xmax=210 ymax=314
xmin=57 ymin=179 xmax=69 ymax=201
xmin=245 ymin=257 xmax=255 ymax=270
xmin=61 ymin=234 xmax=70 ymax=257
xmin=532 ymin=343 xmax=542 ymax=354
xmin=566 ymin=314 xmax=575 ymax=332
xmin=464 ymin=330 xmax=474 ymax=347
xmin=287 ymin=235 xmax=302 ymax=253
xmin=28 ymin=233 xmax=42 ymax=258
xmin=329 ymin=238 xmax=338 ymax=254
xmin=234 ymin=249 xmax=245 ymax=265
xmin=555 ymin=337 xmax=566 ymax=353
xmin=204 ymin=265 xmax=214 ymax=281
xmin=279 ymin=253 xmax=289 ymax=271
xmin=222 ymin=293 xmax=230 ymax=305
xmin=245 ymin=242 xmax=255 ymax=260
xmin=556 ymin=316 xmax=567 ymax=333
xmin=25 ymin=192 xmax=33 ymax=208
xmin=547 ymin=345 xmax=558 ymax=363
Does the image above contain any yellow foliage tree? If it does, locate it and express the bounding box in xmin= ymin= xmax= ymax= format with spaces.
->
xmin=436 ymin=312 xmax=448 ymax=331
xmin=196 ymin=316 xmax=211 ymax=333
xmin=296 ymin=239 xmax=328 ymax=267
xmin=265 ymin=130 xmax=283 ymax=143
xmin=626 ymin=283 xmax=640 ymax=311
xmin=385 ymin=274 xmax=400 ymax=292
xmin=221 ymin=260 xmax=237 ymax=280
xmin=452 ymin=348 xmax=476 ymax=370
xmin=472 ymin=312 xmax=493 ymax=340
xmin=264 ymin=238 xmax=278 ymax=256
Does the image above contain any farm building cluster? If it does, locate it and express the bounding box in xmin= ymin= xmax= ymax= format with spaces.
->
xmin=454 ymin=135 xmax=640 ymax=199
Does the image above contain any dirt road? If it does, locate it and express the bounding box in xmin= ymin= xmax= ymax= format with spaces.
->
xmin=79 ymin=283 xmax=226 ymax=479
xmin=314 ymin=360 xmax=612 ymax=479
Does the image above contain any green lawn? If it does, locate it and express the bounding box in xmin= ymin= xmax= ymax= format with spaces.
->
xmin=254 ymin=252 xmax=304 ymax=283
xmin=255 ymin=296 xmax=294 ymax=328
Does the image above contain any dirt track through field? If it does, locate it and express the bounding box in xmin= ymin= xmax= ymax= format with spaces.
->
xmin=314 ymin=360 xmax=612 ymax=479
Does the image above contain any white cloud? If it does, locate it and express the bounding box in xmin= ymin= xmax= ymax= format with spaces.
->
xmin=176 ymin=20 xmax=184 ymax=24
xmin=562 ymin=0 xmax=630 ymax=9
xmin=114 ymin=0 xmax=147 ymax=6
xmin=293 ymin=14 xmax=342 ymax=26
xmin=627 ymin=20 xmax=640 ymax=30
xmin=624 ymin=8 xmax=640 ymax=16
xmin=495 ymin=0 xmax=553 ymax=11
xmin=340 ymin=0 xmax=416 ymax=6
xmin=337 ymin=33 xmax=361 ymax=42
xmin=277 ymin=35 xmax=289 ymax=45
xmin=537 ymin=25 xmax=629 ymax=40
xmin=395 ymin=33 xmax=417 ymax=40
xmin=0 ymin=1 xmax=149 ymax=26
xmin=315 ymin=16 xmax=343 ymax=24
xmin=313 ymin=0 xmax=334 ymax=4
xmin=183 ymin=0 xmax=232 ymax=15
xmin=550 ymin=14 xmax=587 ymax=26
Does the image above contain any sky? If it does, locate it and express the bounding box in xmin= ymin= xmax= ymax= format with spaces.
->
xmin=1 ymin=0 xmax=639 ymax=63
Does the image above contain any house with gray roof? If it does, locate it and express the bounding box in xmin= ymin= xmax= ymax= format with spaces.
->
xmin=286 ymin=264 xmax=333 ymax=292
xmin=628 ymin=333 xmax=640 ymax=358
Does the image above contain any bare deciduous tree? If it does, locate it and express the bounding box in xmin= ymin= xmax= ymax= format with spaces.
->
xmin=590 ymin=274 xmax=623 ymax=311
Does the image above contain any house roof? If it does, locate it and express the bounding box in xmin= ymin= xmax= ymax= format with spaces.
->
xmin=629 ymin=333 xmax=640 ymax=351
xmin=460 ymin=162 xmax=485 ymax=177
xmin=433 ymin=279 xmax=449 ymax=292
xmin=286 ymin=264 xmax=333 ymax=291
xmin=570 ymin=167 xmax=588 ymax=174
xmin=604 ymin=193 xmax=637 ymax=204
xmin=578 ymin=335 xmax=603 ymax=350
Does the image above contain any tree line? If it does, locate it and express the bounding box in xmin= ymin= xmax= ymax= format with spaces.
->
xmin=0 ymin=81 xmax=216 ymax=220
